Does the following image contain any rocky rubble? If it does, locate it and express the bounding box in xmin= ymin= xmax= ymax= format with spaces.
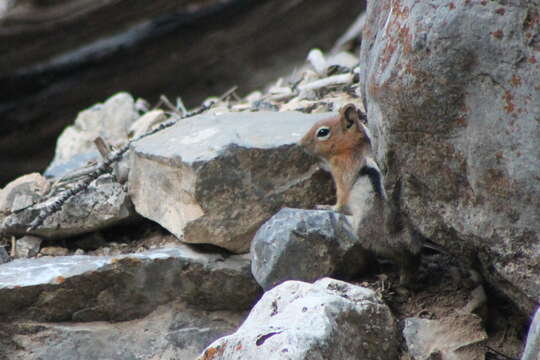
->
xmin=0 ymin=8 xmax=537 ymax=358
xmin=45 ymin=92 xmax=138 ymax=179
xmin=0 ymin=0 xmax=365 ymax=187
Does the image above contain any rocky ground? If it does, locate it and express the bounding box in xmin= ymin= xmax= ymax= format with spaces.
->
xmin=1 ymin=1 xmax=539 ymax=359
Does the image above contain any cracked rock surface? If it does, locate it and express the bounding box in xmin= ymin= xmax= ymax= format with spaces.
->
xmin=360 ymin=0 xmax=540 ymax=315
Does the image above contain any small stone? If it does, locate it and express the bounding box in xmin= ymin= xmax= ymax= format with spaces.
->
xmin=245 ymin=91 xmax=262 ymax=103
xmin=0 ymin=246 xmax=10 ymax=264
xmin=134 ymin=97 xmax=151 ymax=113
xmin=74 ymin=249 xmax=85 ymax=255
xmin=14 ymin=235 xmax=42 ymax=258
xmin=326 ymin=51 xmax=359 ymax=70
xmin=40 ymin=246 xmax=69 ymax=257
xmin=403 ymin=315 xmax=487 ymax=360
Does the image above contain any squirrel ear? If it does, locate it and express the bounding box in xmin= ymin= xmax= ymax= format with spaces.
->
xmin=357 ymin=109 xmax=367 ymax=125
xmin=340 ymin=104 xmax=360 ymax=131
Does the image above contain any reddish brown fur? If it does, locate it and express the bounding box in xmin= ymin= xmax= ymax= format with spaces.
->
xmin=300 ymin=104 xmax=371 ymax=213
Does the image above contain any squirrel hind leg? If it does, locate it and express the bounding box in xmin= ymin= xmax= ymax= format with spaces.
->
xmin=398 ymin=251 xmax=421 ymax=288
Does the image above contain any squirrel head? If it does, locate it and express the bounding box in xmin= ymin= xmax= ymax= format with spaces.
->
xmin=300 ymin=103 xmax=371 ymax=161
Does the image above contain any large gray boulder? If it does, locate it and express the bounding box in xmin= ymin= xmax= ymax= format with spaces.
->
xmin=128 ymin=111 xmax=335 ymax=253
xmin=0 ymin=245 xmax=260 ymax=322
xmin=197 ymin=278 xmax=398 ymax=360
xmin=360 ymin=0 xmax=540 ymax=314
xmin=251 ymin=208 xmax=370 ymax=291
xmin=3 ymin=301 xmax=245 ymax=360
xmin=1 ymin=174 xmax=134 ymax=239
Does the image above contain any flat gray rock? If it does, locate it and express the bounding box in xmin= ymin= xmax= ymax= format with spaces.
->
xmin=198 ymin=278 xmax=398 ymax=360
xmin=0 ymin=244 xmax=261 ymax=322
xmin=251 ymin=208 xmax=370 ymax=291
xmin=129 ymin=111 xmax=335 ymax=253
xmin=1 ymin=174 xmax=134 ymax=239
xmin=3 ymin=301 xmax=245 ymax=360
xmin=360 ymin=0 xmax=540 ymax=314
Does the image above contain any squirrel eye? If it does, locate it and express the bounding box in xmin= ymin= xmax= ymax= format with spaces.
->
xmin=316 ymin=126 xmax=331 ymax=140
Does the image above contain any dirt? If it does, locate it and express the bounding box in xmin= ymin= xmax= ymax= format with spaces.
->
xmin=351 ymin=249 xmax=528 ymax=359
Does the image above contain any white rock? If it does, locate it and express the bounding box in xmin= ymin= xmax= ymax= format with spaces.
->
xmin=128 ymin=109 xmax=167 ymax=139
xmin=46 ymin=92 xmax=138 ymax=178
xmin=307 ymin=48 xmax=327 ymax=75
xmin=327 ymin=51 xmax=359 ymax=69
xmin=198 ymin=278 xmax=398 ymax=360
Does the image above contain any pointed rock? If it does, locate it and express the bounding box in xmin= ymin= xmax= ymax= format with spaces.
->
xmin=251 ymin=208 xmax=370 ymax=290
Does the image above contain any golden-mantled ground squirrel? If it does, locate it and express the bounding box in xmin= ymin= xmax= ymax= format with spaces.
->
xmin=300 ymin=103 xmax=422 ymax=287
